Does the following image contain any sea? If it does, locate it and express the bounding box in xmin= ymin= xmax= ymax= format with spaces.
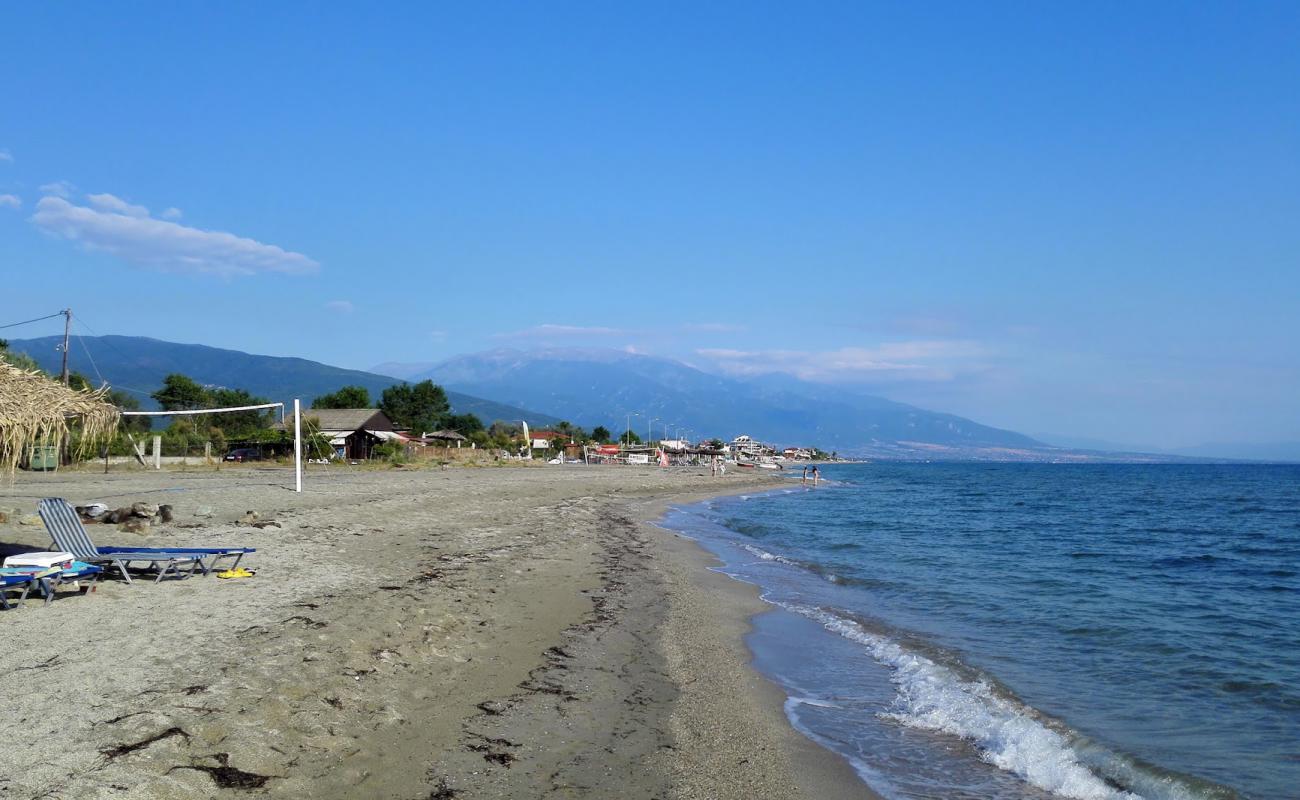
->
xmin=659 ymin=463 xmax=1299 ymax=800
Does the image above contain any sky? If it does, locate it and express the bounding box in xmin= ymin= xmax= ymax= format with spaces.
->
xmin=1 ymin=2 xmax=1297 ymax=452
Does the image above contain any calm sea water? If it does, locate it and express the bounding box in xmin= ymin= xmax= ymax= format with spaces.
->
xmin=661 ymin=464 xmax=1300 ymax=800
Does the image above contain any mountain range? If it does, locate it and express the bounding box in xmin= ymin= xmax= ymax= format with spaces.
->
xmin=11 ymin=335 xmax=1267 ymax=461
xmin=5 ymin=335 xmax=559 ymax=426
xmin=395 ymin=347 xmax=1048 ymax=456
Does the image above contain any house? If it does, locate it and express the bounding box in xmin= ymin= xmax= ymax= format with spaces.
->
xmin=298 ymin=408 xmax=398 ymax=460
xmin=529 ymin=430 xmax=566 ymax=449
xmin=729 ymin=434 xmax=774 ymax=458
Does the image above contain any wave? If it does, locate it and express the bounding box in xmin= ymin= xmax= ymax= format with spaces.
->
xmin=781 ymin=603 xmax=1215 ymax=800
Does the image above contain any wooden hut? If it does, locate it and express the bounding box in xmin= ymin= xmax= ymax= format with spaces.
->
xmin=0 ymin=362 xmax=119 ymax=476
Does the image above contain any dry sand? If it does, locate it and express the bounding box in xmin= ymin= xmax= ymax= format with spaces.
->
xmin=0 ymin=463 xmax=876 ymax=799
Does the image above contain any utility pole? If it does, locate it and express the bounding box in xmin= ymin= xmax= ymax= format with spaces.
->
xmin=60 ymin=308 xmax=72 ymax=385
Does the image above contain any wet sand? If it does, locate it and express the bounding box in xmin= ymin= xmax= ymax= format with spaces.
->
xmin=0 ymin=464 xmax=875 ymax=799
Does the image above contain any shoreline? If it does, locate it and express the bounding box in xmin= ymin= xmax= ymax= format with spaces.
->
xmin=626 ymin=489 xmax=879 ymax=800
xmin=0 ymin=465 xmax=871 ymax=798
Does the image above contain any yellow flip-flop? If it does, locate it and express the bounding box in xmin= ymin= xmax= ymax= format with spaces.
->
xmin=216 ymin=567 xmax=256 ymax=579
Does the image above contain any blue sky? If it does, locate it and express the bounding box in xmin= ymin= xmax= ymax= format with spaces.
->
xmin=2 ymin=2 xmax=1297 ymax=451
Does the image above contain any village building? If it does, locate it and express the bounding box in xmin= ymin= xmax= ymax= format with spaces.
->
xmin=297 ymin=408 xmax=398 ymax=460
xmin=528 ymin=430 xmax=566 ymax=450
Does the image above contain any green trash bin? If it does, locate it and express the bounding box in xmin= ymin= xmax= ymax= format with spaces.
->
xmin=26 ymin=445 xmax=59 ymax=471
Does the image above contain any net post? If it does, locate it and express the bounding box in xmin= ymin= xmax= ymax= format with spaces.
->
xmin=293 ymin=398 xmax=303 ymax=493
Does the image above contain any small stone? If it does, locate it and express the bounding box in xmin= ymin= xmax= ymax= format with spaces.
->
xmin=131 ymin=502 xmax=159 ymax=518
xmin=0 ymin=512 xmax=8 ymax=524
xmin=237 ymin=511 xmax=261 ymax=525
xmin=107 ymin=507 xmax=134 ymax=524
xmin=158 ymin=504 xmax=175 ymax=523
xmin=76 ymin=503 xmax=110 ymax=519
xmin=119 ymin=518 xmax=150 ymax=534
xmin=18 ymin=514 xmax=43 ymax=527
xmin=194 ymin=505 xmax=215 ymax=518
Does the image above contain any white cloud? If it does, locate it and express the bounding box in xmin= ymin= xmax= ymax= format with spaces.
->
xmin=160 ymin=207 xmax=183 ymax=220
xmin=0 ymin=149 xmax=12 ymax=163
xmin=0 ymin=194 xmax=20 ymax=209
xmin=430 ymin=330 xmax=448 ymax=342
xmin=86 ymin=192 xmax=150 ymax=218
xmin=695 ymin=341 xmax=988 ymax=383
xmin=31 ymin=194 xmax=320 ymax=278
xmin=324 ymin=300 xmax=354 ymax=314
xmin=39 ymin=181 xmax=75 ymax=198
xmin=497 ymin=323 xmax=627 ymax=339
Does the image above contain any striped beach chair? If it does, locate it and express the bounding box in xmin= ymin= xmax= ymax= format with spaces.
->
xmin=38 ymin=498 xmax=202 ymax=584
xmin=39 ymin=498 xmax=254 ymax=578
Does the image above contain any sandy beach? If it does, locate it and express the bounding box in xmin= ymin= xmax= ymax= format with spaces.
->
xmin=0 ymin=463 xmax=875 ymax=799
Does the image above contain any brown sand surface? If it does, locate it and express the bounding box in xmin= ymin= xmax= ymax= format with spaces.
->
xmin=0 ymin=464 xmax=876 ymax=799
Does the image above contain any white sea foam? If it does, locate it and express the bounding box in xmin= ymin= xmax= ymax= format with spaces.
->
xmin=743 ymin=543 xmax=800 ymax=569
xmin=787 ymin=604 xmax=1151 ymax=800
xmin=786 ymin=695 xmax=842 ymax=709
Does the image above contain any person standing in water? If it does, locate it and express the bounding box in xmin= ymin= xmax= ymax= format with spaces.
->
xmin=802 ymin=465 xmax=809 ymax=485
xmin=812 ymin=465 xmax=821 ymax=486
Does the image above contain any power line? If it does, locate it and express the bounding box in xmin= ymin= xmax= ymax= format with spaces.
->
xmin=0 ymin=311 xmax=65 ymax=331
xmin=75 ymin=333 xmax=107 ymax=386
xmin=68 ymin=315 xmax=156 ymax=397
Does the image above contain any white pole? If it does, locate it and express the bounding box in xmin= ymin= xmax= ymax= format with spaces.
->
xmin=293 ymin=398 xmax=303 ymax=493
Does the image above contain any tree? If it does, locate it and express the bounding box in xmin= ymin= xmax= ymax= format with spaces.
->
xmin=620 ymin=429 xmax=642 ymax=445
xmin=67 ymin=371 xmax=94 ymax=391
xmin=312 ymin=385 xmax=371 ymax=409
xmin=591 ymin=425 xmax=611 ymax=443
xmin=380 ymin=380 xmax=450 ymax=434
xmin=152 ymin=374 xmax=211 ymax=411
xmin=443 ymin=412 xmax=484 ymax=434
xmin=209 ymin=387 xmax=273 ymax=435
xmin=109 ymin=389 xmax=152 ymax=434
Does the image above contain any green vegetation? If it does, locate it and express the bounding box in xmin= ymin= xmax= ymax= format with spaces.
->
xmin=619 ymin=429 xmax=642 ymax=445
xmin=0 ymin=339 xmax=41 ymax=372
xmin=380 ymin=380 xmax=450 ymax=435
xmin=311 ymin=384 xmax=371 ymax=409
xmin=591 ymin=425 xmax=611 ymax=443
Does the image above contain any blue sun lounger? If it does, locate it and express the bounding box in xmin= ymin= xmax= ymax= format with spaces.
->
xmin=39 ymin=498 xmax=254 ymax=580
xmin=0 ymin=562 xmax=103 ymax=606
xmin=1 ymin=572 xmax=41 ymax=610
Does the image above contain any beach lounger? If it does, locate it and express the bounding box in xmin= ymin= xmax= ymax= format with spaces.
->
xmin=95 ymin=545 xmax=254 ymax=574
xmin=38 ymin=498 xmax=204 ymax=584
xmin=0 ymin=572 xmax=41 ymax=610
xmin=0 ymin=562 xmax=103 ymax=605
xmin=39 ymin=498 xmax=254 ymax=578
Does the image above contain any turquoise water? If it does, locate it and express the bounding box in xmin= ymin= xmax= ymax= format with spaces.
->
xmin=661 ymin=464 xmax=1300 ymax=800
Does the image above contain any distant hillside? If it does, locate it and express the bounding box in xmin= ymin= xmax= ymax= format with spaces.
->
xmin=415 ymin=347 xmax=1047 ymax=454
xmin=6 ymin=335 xmax=561 ymax=426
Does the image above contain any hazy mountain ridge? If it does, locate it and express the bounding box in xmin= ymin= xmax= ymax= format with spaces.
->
xmin=7 ymin=335 xmax=561 ymax=426
xmin=415 ymin=347 xmax=1047 ymax=453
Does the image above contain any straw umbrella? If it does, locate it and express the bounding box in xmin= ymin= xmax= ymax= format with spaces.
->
xmin=0 ymin=361 xmax=120 ymax=476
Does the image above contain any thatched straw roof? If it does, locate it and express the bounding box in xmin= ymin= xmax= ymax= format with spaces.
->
xmin=0 ymin=361 xmax=120 ymax=475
